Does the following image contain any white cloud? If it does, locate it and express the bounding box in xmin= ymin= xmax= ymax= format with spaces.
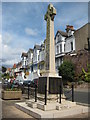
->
xmin=56 ymin=3 xmax=88 ymax=30
xmin=25 ymin=27 xmax=38 ymax=36
xmin=2 ymin=44 xmax=26 ymax=66
xmin=3 ymin=59 xmax=18 ymax=66
xmin=2 ymin=32 xmax=28 ymax=67
xmin=2 ymin=30 xmax=39 ymax=67
xmin=3 ymin=32 xmax=13 ymax=45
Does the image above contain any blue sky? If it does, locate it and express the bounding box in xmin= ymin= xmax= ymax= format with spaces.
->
xmin=1 ymin=2 xmax=88 ymax=67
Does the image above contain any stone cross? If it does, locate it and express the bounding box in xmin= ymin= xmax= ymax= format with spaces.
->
xmin=44 ymin=4 xmax=56 ymax=76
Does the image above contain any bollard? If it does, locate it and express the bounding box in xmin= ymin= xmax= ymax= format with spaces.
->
xmin=35 ymin=84 xmax=37 ymax=102
xmin=45 ymin=85 xmax=47 ymax=105
xmin=28 ymin=84 xmax=30 ymax=99
xmin=59 ymin=85 xmax=61 ymax=103
xmin=72 ymin=84 xmax=74 ymax=102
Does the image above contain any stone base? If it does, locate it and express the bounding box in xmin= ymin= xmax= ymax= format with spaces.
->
xmin=26 ymin=99 xmax=37 ymax=108
xmin=26 ymin=99 xmax=76 ymax=111
xmin=37 ymin=93 xmax=66 ymax=102
xmin=38 ymin=76 xmax=62 ymax=94
xmin=15 ymin=100 xmax=89 ymax=118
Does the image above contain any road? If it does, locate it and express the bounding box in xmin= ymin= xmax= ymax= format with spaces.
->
xmin=64 ymin=87 xmax=90 ymax=105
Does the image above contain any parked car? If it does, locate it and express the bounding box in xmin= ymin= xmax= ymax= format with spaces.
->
xmin=15 ymin=76 xmax=24 ymax=85
xmin=29 ymin=79 xmax=38 ymax=88
xmin=23 ymin=80 xmax=31 ymax=86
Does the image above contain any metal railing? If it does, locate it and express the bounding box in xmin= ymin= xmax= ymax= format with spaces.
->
xmin=22 ymin=83 xmax=74 ymax=105
xmin=62 ymin=84 xmax=74 ymax=102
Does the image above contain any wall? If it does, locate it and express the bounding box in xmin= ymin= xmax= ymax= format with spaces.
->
xmin=33 ymin=49 xmax=40 ymax=64
xmin=65 ymin=35 xmax=75 ymax=53
xmin=64 ymin=50 xmax=89 ymax=77
xmin=74 ymin=23 xmax=89 ymax=52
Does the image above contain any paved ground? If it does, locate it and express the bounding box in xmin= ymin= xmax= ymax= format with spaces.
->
xmin=1 ymin=83 xmax=90 ymax=119
xmin=1 ymin=98 xmax=89 ymax=119
xmin=2 ymin=100 xmax=32 ymax=118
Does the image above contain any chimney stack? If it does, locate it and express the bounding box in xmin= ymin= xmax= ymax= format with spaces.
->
xmin=66 ymin=25 xmax=74 ymax=32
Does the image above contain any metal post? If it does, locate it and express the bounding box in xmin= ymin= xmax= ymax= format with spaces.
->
xmin=59 ymin=85 xmax=61 ymax=103
xmin=45 ymin=85 xmax=47 ymax=105
xmin=72 ymin=84 xmax=74 ymax=102
xmin=28 ymin=84 xmax=30 ymax=99
xmin=35 ymin=84 xmax=37 ymax=102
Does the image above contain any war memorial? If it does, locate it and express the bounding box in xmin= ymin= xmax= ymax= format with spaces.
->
xmin=15 ymin=4 xmax=89 ymax=118
xmin=38 ymin=4 xmax=62 ymax=95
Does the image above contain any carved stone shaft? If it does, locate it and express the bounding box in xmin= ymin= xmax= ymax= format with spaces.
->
xmin=44 ymin=4 xmax=56 ymax=75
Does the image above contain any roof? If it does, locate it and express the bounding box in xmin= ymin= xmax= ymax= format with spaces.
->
xmin=34 ymin=45 xmax=41 ymax=50
xmin=7 ymin=68 xmax=11 ymax=71
xmin=65 ymin=25 xmax=75 ymax=31
xmin=55 ymin=30 xmax=68 ymax=39
xmin=21 ymin=52 xmax=28 ymax=57
xmin=28 ymin=48 xmax=33 ymax=53
xmin=16 ymin=61 xmax=22 ymax=67
xmin=13 ymin=64 xmax=16 ymax=69
xmin=65 ymin=28 xmax=76 ymax=31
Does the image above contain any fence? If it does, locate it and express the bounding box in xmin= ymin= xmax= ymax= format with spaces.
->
xmin=22 ymin=84 xmax=74 ymax=105
xmin=63 ymin=84 xmax=74 ymax=102
xmin=2 ymin=81 xmax=74 ymax=105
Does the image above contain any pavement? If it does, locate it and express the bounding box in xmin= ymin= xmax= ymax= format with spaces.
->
xmin=2 ymin=100 xmax=34 ymax=119
xmin=0 ymin=83 xmax=90 ymax=119
xmin=1 ymin=96 xmax=89 ymax=119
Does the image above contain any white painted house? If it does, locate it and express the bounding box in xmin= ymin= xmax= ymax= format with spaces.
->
xmin=55 ymin=25 xmax=76 ymax=73
xmin=55 ymin=30 xmax=68 ymax=72
xmin=29 ymin=45 xmax=41 ymax=80
xmin=65 ymin=25 xmax=75 ymax=53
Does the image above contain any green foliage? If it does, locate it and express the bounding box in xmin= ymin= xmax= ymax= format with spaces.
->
xmin=58 ymin=61 xmax=75 ymax=83
xmin=2 ymin=66 xmax=7 ymax=73
xmin=5 ymin=88 xmax=21 ymax=91
xmin=2 ymin=73 xmax=10 ymax=80
xmin=82 ymin=64 xmax=90 ymax=82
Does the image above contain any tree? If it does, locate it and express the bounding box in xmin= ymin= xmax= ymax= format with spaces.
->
xmin=2 ymin=73 xmax=10 ymax=80
xmin=2 ymin=66 xmax=7 ymax=73
xmin=58 ymin=61 xmax=75 ymax=84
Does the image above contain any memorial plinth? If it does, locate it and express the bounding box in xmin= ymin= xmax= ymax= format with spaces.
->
xmin=15 ymin=4 xmax=83 ymax=118
xmin=38 ymin=4 xmax=62 ymax=94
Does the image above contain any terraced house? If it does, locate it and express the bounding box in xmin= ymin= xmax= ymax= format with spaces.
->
xmin=12 ymin=23 xmax=90 ymax=81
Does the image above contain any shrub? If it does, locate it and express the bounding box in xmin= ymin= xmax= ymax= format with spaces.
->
xmin=82 ymin=64 xmax=90 ymax=82
xmin=58 ymin=60 xmax=75 ymax=84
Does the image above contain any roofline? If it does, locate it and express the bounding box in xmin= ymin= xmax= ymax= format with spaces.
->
xmin=74 ymin=23 xmax=90 ymax=33
xmin=55 ymin=30 xmax=68 ymax=39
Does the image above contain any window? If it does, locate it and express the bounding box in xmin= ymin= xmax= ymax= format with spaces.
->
xmin=57 ymin=46 xmax=59 ymax=54
xmin=57 ymin=59 xmax=59 ymax=67
xmin=38 ymin=54 xmax=40 ymax=61
xmin=25 ymin=61 xmax=26 ymax=66
xmin=87 ymin=38 xmax=90 ymax=50
xmin=60 ymin=44 xmax=62 ymax=53
xmin=71 ymin=42 xmax=73 ymax=51
xmin=64 ymin=44 xmax=65 ymax=52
